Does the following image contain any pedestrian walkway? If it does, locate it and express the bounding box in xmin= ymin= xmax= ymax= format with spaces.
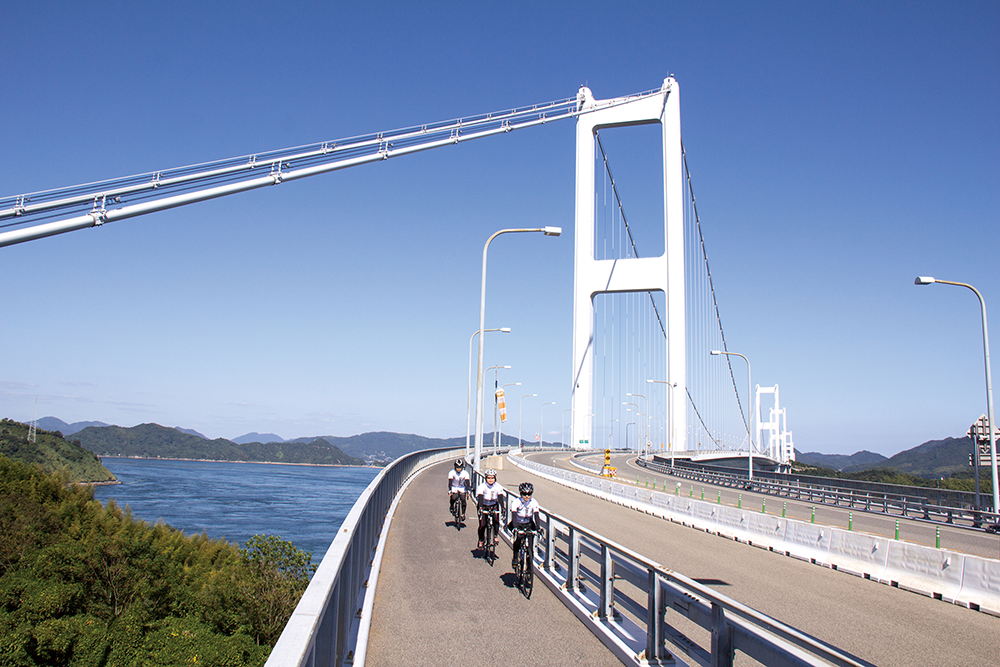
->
xmin=365 ymin=460 xmax=620 ymax=667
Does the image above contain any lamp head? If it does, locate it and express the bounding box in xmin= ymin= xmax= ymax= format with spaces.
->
xmin=500 ymin=327 xmax=512 ymax=333
xmin=710 ymin=350 xmax=722 ymax=356
xmin=914 ymin=276 xmax=936 ymax=285
xmin=542 ymin=226 xmax=562 ymax=236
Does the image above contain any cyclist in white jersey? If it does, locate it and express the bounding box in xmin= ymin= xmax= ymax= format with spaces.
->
xmin=475 ymin=469 xmax=505 ymax=548
xmin=447 ymin=458 xmax=471 ymax=520
xmin=509 ymin=482 xmax=539 ymax=569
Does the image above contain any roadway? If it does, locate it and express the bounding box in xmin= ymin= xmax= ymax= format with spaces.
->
xmin=512 ymin=450 xmax=999 ymax=666
xmin=602 ymin=452 xmax=1000 ymax=560
xmin=365 ymin=459 xmax=621 ymax=667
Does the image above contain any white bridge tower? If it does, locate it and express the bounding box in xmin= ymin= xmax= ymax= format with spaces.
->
xmin=755 ymin=384 xmax=795 ymax=470
xmin=570 ymin=78 xmax=686 ymax=451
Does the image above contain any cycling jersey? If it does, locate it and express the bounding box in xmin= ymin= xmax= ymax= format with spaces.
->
xmin=511 ymin=496 xmax=539 ymax=525
xmin=448 ymin=469 xmax=470 ymax=493
xmin=476 ymin=481 xmax=505 ymax=506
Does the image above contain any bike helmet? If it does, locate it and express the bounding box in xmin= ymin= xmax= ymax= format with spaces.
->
xmin=454 ymin=458 xmax=465 ymax=469
xmin=519 ymin=482 xmax=533 ymax=496
xmin=484 ymin=468 xmax=497 ymax=478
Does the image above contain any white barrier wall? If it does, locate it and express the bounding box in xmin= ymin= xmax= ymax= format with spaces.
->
xmin=516 ymin=453 xmax=1000 ymax=616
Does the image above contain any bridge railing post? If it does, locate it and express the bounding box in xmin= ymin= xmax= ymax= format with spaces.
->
xmin=543 ymin=515 xmax=556 ymax=571
xmin=710 ymin=601 xmax=734 ymax=667
xmin=599 ymin=544 xmax=614 ymax=620
xmin=646 ymin=570 xmax=666 ymax=663
xmin=566 ymin=526 xmax=581 ymax=592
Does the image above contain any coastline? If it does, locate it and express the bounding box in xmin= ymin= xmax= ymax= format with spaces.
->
xmin=97 ymin=455 xmax=381 ymax=469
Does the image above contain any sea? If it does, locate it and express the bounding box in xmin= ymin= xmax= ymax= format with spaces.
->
xmin=92 ymin=458 xmax=381 ymax=563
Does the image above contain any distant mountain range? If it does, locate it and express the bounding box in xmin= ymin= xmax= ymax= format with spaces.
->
xmin=21 ymin=415 xmax=983 ymax=478
xmin=795 ymin=450 xmax=887 ymax=473
xmin=36 ymin=416 xmax=110 ymax=436
xmin=71 ymin=423 xmax=366 ymax=467
xmin=797 ymin=436 xmax=975 ymax=477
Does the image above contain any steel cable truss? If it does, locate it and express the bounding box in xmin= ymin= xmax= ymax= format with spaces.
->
xmin=0 ymin=87 xmax=665 ymax=248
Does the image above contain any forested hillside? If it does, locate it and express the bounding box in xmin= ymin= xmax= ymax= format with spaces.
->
xmin=0 ymin=454 xmax=314 ymax=666
xmin=0 ymin=419 xmax=115 ymax=483
xmin=73 ymin=423 xmax=365 ymax=466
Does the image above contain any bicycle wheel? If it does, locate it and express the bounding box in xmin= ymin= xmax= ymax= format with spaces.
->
xmin=520 ymin=542 xmax=533 ymax=599
xmin=484 ymin=516 xmax=495 ymax=564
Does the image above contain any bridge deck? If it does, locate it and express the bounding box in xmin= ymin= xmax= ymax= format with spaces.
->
xmin=366 ymin=460 xmax=620 ymax=667
xmin=519 ymin=451 xmax=999 ymax=667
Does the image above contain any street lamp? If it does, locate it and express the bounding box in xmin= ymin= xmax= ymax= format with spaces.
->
xmin=498 ymin=382 xmax=521 ymax=450
xmin=915 ymin=276 xmax=999 ymax=515
xmin=539 ymin=401 xmax=555 ymax=449
xmin=519 ymin=393 xmax=537 ymax=449
xmin=467 ymin=327 xmax=510 ymax=457
xmin=475 ymin=226 xmax=561 ymax=471
xmin=647 ymin=379 xmax=677 ymax=467
xmin=486 ymin=364 xmax=511 ymax=454
xmin=711 ymin=350 xmax=754 ymax=480
xmin=623 ymin=402 xmax=639 ymax=452
xmin=627 ymin=392 xmax=648 ymax=458
xmin=562 ymin=408 xmax=572 ymax=448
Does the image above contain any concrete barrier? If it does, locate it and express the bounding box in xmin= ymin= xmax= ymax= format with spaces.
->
xmin=782 ymin=520 xmax=832 ymax=564
xmin=959 ymin=557 xmax=1000 ymax=614
xmin=882 ymin=540 xmax=965 ymax=604
xmin=827 ymin=531 xmax=889 ymax=580
xmin=746 ymin=513 xmax=787 ymax=550
xmin=508 ymin=452 xmax=1000 ymax=616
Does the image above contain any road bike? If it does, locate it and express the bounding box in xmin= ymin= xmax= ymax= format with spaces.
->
xmin=513 ymin=526 xmax=535 ymax=599
xmin=479 ymin=506 xmax=500 ymax=565
xmin=450 ymin=493 xmax=465 ymax=530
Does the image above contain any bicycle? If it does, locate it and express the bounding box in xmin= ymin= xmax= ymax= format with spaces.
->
xmin=479 ymin=506 xmax=500 ymax=565
xmin=450 ymin=493 xmax=464 ymax=530
xmin=512 ymin=525 xmax=535 ymax=599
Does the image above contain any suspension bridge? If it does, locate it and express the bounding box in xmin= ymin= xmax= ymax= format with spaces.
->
xmin=5 ymin=79 xmax=996 ymax=665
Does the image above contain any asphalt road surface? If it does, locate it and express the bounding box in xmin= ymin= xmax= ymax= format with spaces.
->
xmin=515 ymin=451 xmax=1000 ymax=666
xmin=366 ymin=460 xmax=622 ymax=667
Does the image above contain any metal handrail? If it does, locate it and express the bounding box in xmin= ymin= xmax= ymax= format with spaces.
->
xmin=638 ymin=458 xmax=1000 ymax=529
xmin=264 ymin=445 xmax=467 ymax=667
xmin=509 ymin=453 xmax=874 ymax=666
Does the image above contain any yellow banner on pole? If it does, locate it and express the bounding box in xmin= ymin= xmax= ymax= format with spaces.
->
xmin=496 ymin=388 xmax=507 ymax=423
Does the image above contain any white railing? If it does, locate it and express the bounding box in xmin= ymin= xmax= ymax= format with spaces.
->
xmin=509 ymin=453 xmax=876 ymax=666
xmin=264 ymin=446 xmax=465 ymax=667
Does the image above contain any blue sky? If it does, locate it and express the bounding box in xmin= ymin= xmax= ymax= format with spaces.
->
xmin=1 ymin=1 xmax=997 ymax=456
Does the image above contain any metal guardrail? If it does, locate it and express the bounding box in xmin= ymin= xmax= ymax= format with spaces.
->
xmin=264 ymin=445 xmax=466 ymax=667
xmin=638 ymin=458 xmax=1000 ymax=530
xmin=509 ymin=454 xmax=873 ymax=667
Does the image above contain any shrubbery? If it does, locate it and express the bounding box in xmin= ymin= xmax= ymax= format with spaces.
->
xmin=0 ymin=454 xmax=315 ymax=666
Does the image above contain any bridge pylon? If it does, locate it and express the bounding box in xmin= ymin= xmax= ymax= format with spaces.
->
xmin=570 ymin=78 xmax=686 ymax=451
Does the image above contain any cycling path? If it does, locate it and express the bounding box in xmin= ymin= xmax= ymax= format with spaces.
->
xmin=365 ymin=459 xmax=621 ymax=667
xmin=518 ymin=451 xmax=1000 ymax=667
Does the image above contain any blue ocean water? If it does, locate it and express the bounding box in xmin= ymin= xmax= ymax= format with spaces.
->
xmin=92 ymin=458 xmax=380 ymax=562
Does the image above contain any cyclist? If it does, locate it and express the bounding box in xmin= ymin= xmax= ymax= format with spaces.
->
xmin=509 ymin=481 xmax=540 ymax=569
xmin=476 ymin=468 xmax=505 ymax=549
xmin=447 ymin=458 xmax=471 ymax=520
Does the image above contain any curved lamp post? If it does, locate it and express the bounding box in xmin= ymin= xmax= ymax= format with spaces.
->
xmin=498 ymin=382 xmax=521 ymax=450
xmin=475 ymin=226 xmax=561 ymax=471
xmin=486 ymin=364 xmax=510 ymax=455
xmin=648 ymin=379 xmax=677 ymax=467
xmin=627 ymin=392 xmax=648 ymax=458
xmin=915 ymin=276 xmax=999 ymax=515
xmin=466 ymin=327 xmax=510 ymax=457
xmin=711 ymin=350 xmax=754 ymax=480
